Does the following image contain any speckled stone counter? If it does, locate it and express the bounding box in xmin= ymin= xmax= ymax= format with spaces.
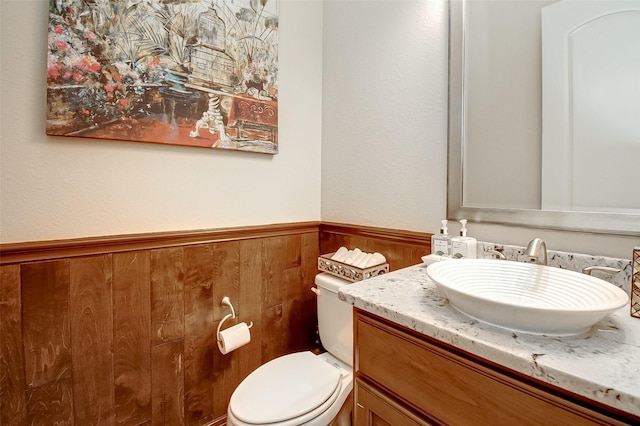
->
xmin=339 ymin=263 xmax=640 ymax=418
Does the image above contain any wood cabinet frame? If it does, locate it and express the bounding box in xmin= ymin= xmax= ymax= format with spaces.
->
xmin=354 ymin=309 xmax=638 ymax=425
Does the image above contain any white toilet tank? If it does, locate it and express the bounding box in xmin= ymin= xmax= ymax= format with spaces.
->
xmin=314 ymin=273 xmax=353 ymax=366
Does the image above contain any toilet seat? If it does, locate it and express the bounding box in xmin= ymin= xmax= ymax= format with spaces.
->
xmin=228 ymin=352 xmax=346 ymax=425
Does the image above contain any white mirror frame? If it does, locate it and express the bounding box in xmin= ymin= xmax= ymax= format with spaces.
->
xmin=447 ymin=0 xmax=640 ymax=236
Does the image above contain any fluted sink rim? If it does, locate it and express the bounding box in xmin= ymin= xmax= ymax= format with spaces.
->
xmin=426 ymin=259 xmax=629 ymax=336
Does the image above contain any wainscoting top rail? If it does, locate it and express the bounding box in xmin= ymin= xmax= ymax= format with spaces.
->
xmin=0 ymin=222 xmax=321 ymax=265
xmin=320 ymin=222 xmax=432 ymax=246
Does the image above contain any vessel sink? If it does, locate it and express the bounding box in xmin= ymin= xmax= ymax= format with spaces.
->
xmin=426 ymin=259 xmax=629 ymax=336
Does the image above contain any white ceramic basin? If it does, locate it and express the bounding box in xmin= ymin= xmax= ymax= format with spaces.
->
xmin=426 ymin=259 xmax=629 ymax=336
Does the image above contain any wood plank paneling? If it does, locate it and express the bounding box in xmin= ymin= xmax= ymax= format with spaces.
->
xmin=212 ymin=337 xmax=238 ymax=420
xmin=261 ymin=234 xmax=302 ymax=363
xmin=282 ymin=266 xmax=305 ymax=353
xmin=282 ymin=234 xmax=302 ymax=269
xmin=212 ymin=242 xmax=240 ymax=322
xmin=21 ymin=260 xmax=72 ymax=388
xmin=349 ymin=236 xmax=423 ymax=270
xmin=70 ymin=254 xmax=115 ymax=424
xmin=25 ymin=379 xmax=74 ymax=425
xmin=262 ymin=237 xmax=285 ymax=309
xmin=151 ymin=248 xmax=184 ymax=345
xmin=0 ymin=264 xmax=27 ymax=424
xmin=261 ymin=304 xmax=283 ymax=364
xmin=299 ymin=232 xmax=320 ymax=351
xmin=318 ymin=232 xmax=350 ymax=259
xmin=113 ymin=251 xmax=152 ymax=425
xmin=151 ymin=340 xmax=184 ymax=425
xmin=211 ymin=241 xmax=241 ymax=419
xmin=238 ymin=239 xmax=263 ymax=381
xmin=183 ymin=244 xmax=215 ymax=425
xmin=0 ymin=222 xmax=428 ymax=425
xmin=319 ymin=223 xmax=431 ymax=271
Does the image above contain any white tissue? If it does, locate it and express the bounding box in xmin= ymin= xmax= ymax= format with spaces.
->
xmin=331 ymin=246 xmax=348 ymax=261
xmin=217 ymin=322 xmax=251 ymax=354
xmin=365 ymin=252 xmax=386 ymax=267
xmin=329 ymin=248 xmax=387 ymax=268
xmin=355 ymin=253 xmax=372 ymax=268
xmin=352 ymin=252 xmax=367 ymax=266
xmin=344 ymin=248 xmax=362 ymax=265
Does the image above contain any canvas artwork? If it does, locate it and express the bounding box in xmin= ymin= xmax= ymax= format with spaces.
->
xmin=47 ymin=0 xmax=279 ymax=154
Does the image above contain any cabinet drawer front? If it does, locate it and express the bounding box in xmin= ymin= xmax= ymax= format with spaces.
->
xmin=355 ymin=378 xmax=432 ymax=426
xmin=355 ymin=312 xmax=621 ymax=426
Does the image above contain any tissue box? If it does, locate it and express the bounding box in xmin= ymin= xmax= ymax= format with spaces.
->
xmin=632 ymin=247 xmax=640 ymax=318
xmin=318 ymin=253 xmax=389 ymax=282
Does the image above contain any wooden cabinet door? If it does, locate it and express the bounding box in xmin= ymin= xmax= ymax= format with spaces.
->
xmin=354 ymin=378 xmax=433 ymax=426
xmin=354 ymin=310 xmax=632 ymax=426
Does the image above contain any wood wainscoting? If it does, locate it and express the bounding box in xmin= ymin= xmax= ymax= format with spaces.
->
xmin=319 ymin=222 xmax=431 ymax=271
xmin=0 ymin=222 xmax=431 ymax=425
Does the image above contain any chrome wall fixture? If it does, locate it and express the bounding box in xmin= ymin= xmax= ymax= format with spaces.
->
xmin=217 ymin=296 xmax=253 ymax=342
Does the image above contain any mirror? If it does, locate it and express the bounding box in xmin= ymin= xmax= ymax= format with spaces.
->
xmin=448 ymin=0 xmax=640 ymax=236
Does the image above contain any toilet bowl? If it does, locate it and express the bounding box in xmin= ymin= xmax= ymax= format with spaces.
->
xmin=227 ymin=352 xmax=352 ymax=426
xmin=227 ymin=273 xmax=354 ymax=426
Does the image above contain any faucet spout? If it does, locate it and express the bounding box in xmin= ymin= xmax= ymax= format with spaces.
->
xmin=525 ymin=238 xmax=547 ymax=265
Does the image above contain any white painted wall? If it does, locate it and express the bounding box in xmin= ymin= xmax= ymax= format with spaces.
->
xmin=0 ymin=0 xmax=323 ymax=243
xmin=1 ymin=0 xmax=637 ymax=259
xmin=321 ymin=0 xmax=449 ymax=232
xmin=320 ymin=0 xmax=638 ymax=259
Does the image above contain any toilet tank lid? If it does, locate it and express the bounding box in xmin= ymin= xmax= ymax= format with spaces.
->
xmin=315 ymin=272 xmax=351 ymax=293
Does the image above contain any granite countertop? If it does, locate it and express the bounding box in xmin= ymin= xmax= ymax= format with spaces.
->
xmin=339 ymin=263 xmax=640 ymax=417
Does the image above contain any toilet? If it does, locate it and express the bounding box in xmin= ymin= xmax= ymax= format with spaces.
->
xmin=226 ymin=272 xmax=354 ymax=426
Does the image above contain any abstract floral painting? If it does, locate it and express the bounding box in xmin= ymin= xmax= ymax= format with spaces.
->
xmin=47 ymin=0 xmax=279 ymax=154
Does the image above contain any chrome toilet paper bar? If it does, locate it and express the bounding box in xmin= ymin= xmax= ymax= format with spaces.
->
xmin=217 ymin=296 xmax=253 ymax=341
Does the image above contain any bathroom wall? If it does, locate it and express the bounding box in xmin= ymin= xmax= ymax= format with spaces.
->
xmin=0 ymin=1 xmax=324 ymax=423
xmin=0 ymin=225 xmax=321 ymax=425
xmin=321 ymin=0 xmax=449 ymax=235
xmin=3 ymin=0 xmax=635 ymax=266
xmin=320 ymin=0 xmax=638 ymax=259
xmin=0 ymin=0 xmax=323 ymax=244
xmin=320 ymin=222 xmax=430 ymax=270
xmin=1 ymin=0 xmax=636 ymax=423
xmin=0 ymin=222 xmax=430 ymax=424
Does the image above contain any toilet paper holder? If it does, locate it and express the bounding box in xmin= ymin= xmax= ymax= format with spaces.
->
xmin=217 ymin=296 xmax=253 ymax=341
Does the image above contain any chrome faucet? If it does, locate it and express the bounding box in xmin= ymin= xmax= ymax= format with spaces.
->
xmin=582 ymin=266 xmax=620 ymax=276
xmin=524 ymin=238 xmax=547 ymax=265
xmin=486 ymin=249 xmax=507 ymax=260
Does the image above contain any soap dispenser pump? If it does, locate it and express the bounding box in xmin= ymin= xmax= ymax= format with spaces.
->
xmin=431 ymin=220 xmax=452 ymax=257
xmin=451 ymin=219 xmax=477 ymax=259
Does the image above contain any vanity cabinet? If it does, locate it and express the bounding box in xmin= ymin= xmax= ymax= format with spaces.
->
xmin=355 ymin=378 xmax=432 ymax=426
xmin=353 ymin=309 xmax=632 ymax=426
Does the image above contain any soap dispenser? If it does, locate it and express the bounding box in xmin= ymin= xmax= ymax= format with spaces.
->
xmin=451 ymin=219 xmax=477 ymax=259
xmin=431 ymin=220 xmax=452 ymax=257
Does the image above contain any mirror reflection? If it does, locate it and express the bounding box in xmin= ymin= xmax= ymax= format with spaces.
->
xmin=448 ymin=0 xmax=640 ymax=235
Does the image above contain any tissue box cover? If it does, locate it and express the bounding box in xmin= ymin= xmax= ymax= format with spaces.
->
xmin=318 ymin=253 xmax=389 ymax=282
